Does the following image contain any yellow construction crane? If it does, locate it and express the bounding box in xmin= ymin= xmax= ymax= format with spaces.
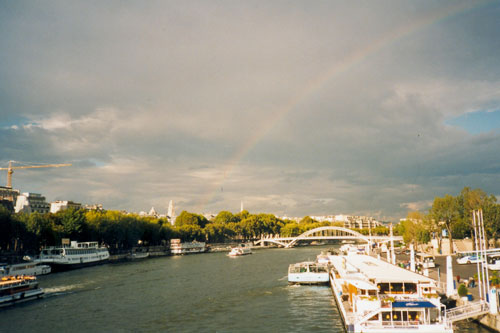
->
xmin=0 ymin=160 xmax=72 ymax=188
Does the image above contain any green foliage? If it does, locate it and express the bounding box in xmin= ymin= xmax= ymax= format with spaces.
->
xmin=451 ymin=218 xmax=471 ymax=239
xmin=175 ymin=211 xmax=208 ymax=228
xmin=490 ymin=271 xmax=500 ymax=286
xmin=2 ymin=185 xmax=497 ymax=257
xmin=299 ymin=216 xmax=317 ymax=224
xmin=213 ymin=211 xmax=237 ymax=224
xmin=457 ymin=284 xmax=468 ymax=297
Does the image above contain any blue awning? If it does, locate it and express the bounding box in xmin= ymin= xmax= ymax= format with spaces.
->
xmin=392 ymin=301 xmax=436 ymax=308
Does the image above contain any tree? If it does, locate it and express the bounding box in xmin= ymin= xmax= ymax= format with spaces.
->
xmin=299 ymin=216 xmax=316 ymax=224
xmin=280 ymin=222 xmax=302 ymax=237
xmin=175 ymin=211 xmax=208 ymax=228
xmin=57 ymin=208 xmax=87 ymax=240
xmin=485 ymin=203 xmax=500 ymax=247
xmin=457 ymin=187 xmax=495 ymax=247
xmin=213 ymin=211 xmax=237 ymax=224
xmin=430 ymin=194 xmax=459 ymax=254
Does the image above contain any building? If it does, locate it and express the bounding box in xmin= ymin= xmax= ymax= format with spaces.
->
xmin=50 ymin=200 xmax=82 ymax=213
xmin=14 ymin=192 xmax=50 ymax=214
xmin=0 ymin=186 xmax=19 ymax=203
xmin=341 ymin=215 xmax=381 ymax=229
xmin=83 ymin=203 xmax=103 ymax=211
xmin=0 ymin=199 xmax=14 ymax=212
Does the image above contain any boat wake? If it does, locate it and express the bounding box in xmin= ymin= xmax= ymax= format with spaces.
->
xmin=44 ymin=283 xmax=84 ymax=295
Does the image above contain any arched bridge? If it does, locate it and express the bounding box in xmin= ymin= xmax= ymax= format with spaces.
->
xmin=255 ymin=226 xmax=402 ymax=248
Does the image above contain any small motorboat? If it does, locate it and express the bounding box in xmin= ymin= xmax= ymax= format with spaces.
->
xmin=288 ymin=261 xmax=329 ymax=285
xmin=228 ymin=244 xmax=252 ymax=257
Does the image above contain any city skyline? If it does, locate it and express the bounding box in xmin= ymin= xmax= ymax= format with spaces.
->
xmin=1 ymin=1 xmax=499 ymax=220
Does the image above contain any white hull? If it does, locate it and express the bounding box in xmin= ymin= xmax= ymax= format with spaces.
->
xmin=288 ymin=272 xmax=329 ymax=284
xmin=288 ymin=261 xmax=329 ymax=285
xmin=228 ymin=245 xmax=252 ymax=257
xmin=328 ymin=255 xmax=452 ymax=333
xmin=171 ymin=248 xmax=206 ymax=255
xmin=170 ymin=241 xmax=206 ymax=255
xmin=1 ymin=262 xmax=51 ymax=277
xmin=0 ymin=288 xmax=44 ymax=307
xmin=39 ymin=241 xmax=110 ymax=271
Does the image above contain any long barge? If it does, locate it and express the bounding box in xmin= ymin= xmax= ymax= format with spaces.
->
xmin=38 ymin=241 xmax=110 ymax=272
xmin=327 ymin=253 xmax=452 ymax=333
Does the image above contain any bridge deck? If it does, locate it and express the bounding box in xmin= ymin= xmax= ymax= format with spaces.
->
xmin=445 ymin=301 xmax=489 ymax=323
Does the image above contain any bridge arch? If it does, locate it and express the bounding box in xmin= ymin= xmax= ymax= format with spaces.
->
xmin=285 ymin=226 xmax=371 ymax=248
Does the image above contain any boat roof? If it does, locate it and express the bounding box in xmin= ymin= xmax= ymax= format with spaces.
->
xmin=346 ymin=279 xmax=378 ymax=290
xmin=329 ymin=254 xmax=436 ymax=284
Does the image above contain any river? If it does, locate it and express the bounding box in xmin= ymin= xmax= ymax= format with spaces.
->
xmin=0 ymin=246 xmax=488 ymax=332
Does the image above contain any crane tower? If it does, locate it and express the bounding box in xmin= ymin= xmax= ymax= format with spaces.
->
xmin=0 ymin=160 xmax=72 ymax=188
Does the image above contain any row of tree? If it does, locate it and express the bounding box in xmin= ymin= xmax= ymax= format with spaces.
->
xmin=0 ymin=207 xmax=387 ymax=255
xmin=1 ymin=186 xmax=497 ymax=256
xmin=397 ymin=187 xmax=500 ymax=253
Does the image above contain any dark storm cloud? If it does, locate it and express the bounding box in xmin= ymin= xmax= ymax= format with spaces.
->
xmin=0 ymin=0 xmax=499 ymax=218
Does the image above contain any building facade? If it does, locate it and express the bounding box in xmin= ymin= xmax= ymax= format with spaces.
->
xmin=50 ymin=200 xmax=82 ymax=213
xmin=14 ymin=192 xmax=50 ymax=214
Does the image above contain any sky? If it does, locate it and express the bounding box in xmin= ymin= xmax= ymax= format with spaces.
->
xmin=1 ymin=0 xmax=499 ymax=221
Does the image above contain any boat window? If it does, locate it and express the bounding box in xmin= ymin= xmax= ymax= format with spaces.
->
xmin=377 ymin=283 xmax=390 ymax=294
xmin=392 ymin=311 xmax=402 ymax=321
xmin=368 ymin=290 xmax=377 ymax=296
xmin=404 ymin=283 xmax=417 ymax=293
xmin=391 ymin=282 xmax=403 ymax=293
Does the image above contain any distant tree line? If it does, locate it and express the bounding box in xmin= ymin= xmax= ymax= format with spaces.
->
xmin=3 ymin=186 xmax=495 ymax=257
xmin=396 ymin=187 xmax=500 ymax=253
xmin=0 ymin=208 xmax=389 ymax=256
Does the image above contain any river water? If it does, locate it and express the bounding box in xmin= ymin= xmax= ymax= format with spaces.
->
xmin=0 ymin=246 xmax=487 ymax=332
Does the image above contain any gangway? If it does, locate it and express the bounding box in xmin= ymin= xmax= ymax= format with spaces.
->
xmin=445 ymin=301 xmax=489 ymax=323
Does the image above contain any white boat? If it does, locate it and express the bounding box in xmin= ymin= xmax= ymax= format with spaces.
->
xmin=38 ymin=241 xmax=110 ymax=272
xmin=0 ymin=275 xmax=44 ymax=307
xmin=416 ymin=253 xmax=436 ymax=269
xmin=288 ymin=261 xmax=330 ymax=285
xmin=170 ymin=239 xmax=207 ymax=255
xmin=316 ymin=249 xmax=338 ymax=264
xmin=0 ymin=261 xmax=51 ymax=277
xmin=228 ymin=244 xmax=252 ymax=257
xmin=339 ymin=244 xmax=368 ymax=255
xmin=328 ymin=254 xmax=452 ymax=332
xmin=488 ymin=253 xmax=500 ymax=270
xmin=127 ymin=251 xmax=150 ymax=260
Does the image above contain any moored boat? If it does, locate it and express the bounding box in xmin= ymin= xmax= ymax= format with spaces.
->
xmin=288 ymin=261 xmax=329 ymax=285
xmin=0 ymin=261 xmax=51 ymax=277
xmin=0 ymin=275 xmax=44 ymax=307
xmin=38 ymin=241 xmax=110 ymax=272
xmin=170 ymin=239 xmax=207 ymax=255
xmin=228 ymin=244 xmax=252 ymax=257
xmin=328 ymin=254 xmax=452 ymax=332
xmin=127 ymin=251 xmax=150 ymax=260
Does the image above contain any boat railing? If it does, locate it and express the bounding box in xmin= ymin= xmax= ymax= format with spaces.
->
xmin=445 ymin=300 xmax=489 ymax=323
xmin=356 ymin=308 xmax=382 ymax=325
xmin=365 ymin=321 xmax=420 ymax=329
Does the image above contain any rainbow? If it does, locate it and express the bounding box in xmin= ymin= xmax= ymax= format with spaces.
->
xmin=196 ymin=0 xmax=492 ymax=212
